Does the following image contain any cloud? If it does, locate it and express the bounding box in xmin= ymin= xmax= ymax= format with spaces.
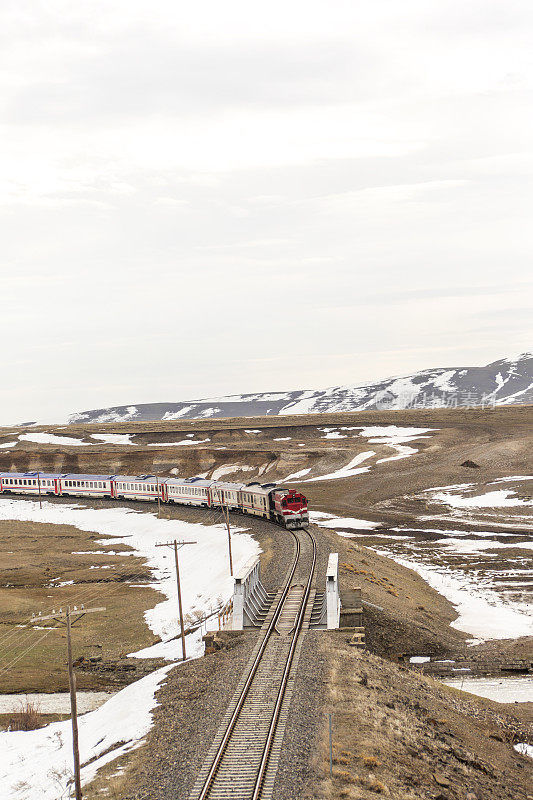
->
xmin=0 ymin=0 xmax=531 ymax=422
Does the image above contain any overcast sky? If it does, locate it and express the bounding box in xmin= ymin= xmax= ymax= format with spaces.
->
xmin=1 ymin=1 xmax=532 ymax=423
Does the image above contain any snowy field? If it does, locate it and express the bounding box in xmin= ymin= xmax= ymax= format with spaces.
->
xmin=310 ymin=473 xmax=532 ymax=642
xmin=359 ymin=528 xmax=533 ymax=640
xmin=0 ymin=664 xmax=174 ymax=800
xmin=0 ymin=498 xmax=260 ymax=798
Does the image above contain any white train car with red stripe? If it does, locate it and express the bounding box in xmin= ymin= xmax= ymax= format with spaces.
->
xmin=0 ymin=471 xmax=309 ymax=529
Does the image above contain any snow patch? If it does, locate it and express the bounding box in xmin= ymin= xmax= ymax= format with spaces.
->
xmin=19 ymin=433 xmax=88 ymax=447
xmin=148 ymin=438 xmax=210 ymax=447
xmin=91 ymin=433 xmax=135 ymax=446
xmin=431 ymin=489 xmax=533 ymax=508
xmin=302 ymin=452 xmax=375 ymax=482
xmin=281 ymin=468 xmax=311 ymax=482
xmin=211 ymin=464 xmax=253 ymax=480
xmin=309 ymin=511 xmax=380 ymax=531
xmin=515 ymin=742 xmax=533 ymax=759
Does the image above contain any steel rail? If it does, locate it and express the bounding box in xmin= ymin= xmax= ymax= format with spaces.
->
xmin=251 ymin=527 xmax=317 ymax=799
xmin=196 ymin=528 xmax=303 ymax=800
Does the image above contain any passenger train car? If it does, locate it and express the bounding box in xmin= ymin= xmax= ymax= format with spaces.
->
xmin=0 ymin=471 xmax=309 ymax=529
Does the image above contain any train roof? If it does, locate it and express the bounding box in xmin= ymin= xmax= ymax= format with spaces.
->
xmin=113 ymin=474 xmax=157 ymax=483
xmin=210 ymin=481 xmax=246 ymax=491
xmin=62 ymin=473 xmax=115 ymax=480
xmin=0 ymin=471 xmax=66 ymax=479
xmin=242 ymin=482 xmax=272 ymax=496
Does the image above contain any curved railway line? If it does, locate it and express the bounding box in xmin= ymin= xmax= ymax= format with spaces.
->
xmin=189 ymin=526 xmax=317 ymax=800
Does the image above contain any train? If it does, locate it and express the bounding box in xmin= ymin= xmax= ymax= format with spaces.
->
xmin=0 ymin=471 xmax=309 ymax=529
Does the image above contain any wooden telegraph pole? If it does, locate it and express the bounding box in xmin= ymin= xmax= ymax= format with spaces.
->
xmin=222 ymin=504 xmax=233 ymax=577
xmin=37 ymin=471 xmax=42 ymax=510
xmin=155 ymin=540 xmax=196 ymax=660
xmin=212 ymin=487 xmax=233 ymax=577
xmin=156 ymin=475 xmax=161 ymax=518
xmin=31 ymin=605 xmax=105 ymax=800
xmin=66 ymin=607 xmax=82 ymax=800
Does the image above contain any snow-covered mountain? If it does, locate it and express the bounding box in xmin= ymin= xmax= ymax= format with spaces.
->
xmin=65 ymin=353 xmax=533 ymax=425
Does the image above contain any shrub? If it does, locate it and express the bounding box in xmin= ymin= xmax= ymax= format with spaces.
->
xmin=9 ymin=700 xmax=41 ymax=731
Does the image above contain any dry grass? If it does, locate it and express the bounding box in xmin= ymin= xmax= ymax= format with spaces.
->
xmin=8 ymin=699 xmax=41 ymax=731
xmin=316 ymin=635 xmax=532 ymax=800
xmin=0 ymin=518 xmax=162 ymax=693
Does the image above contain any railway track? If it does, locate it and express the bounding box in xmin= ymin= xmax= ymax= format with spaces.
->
xmin=189 ymin=526 xmax=317 ymax=800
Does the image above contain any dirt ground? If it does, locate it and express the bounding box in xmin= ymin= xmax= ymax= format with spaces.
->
xmin=0 ymin=517 xmax=163 ymax=694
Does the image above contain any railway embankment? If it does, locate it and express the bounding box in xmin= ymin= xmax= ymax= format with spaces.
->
xmin=83 ymin=517 xmax=532 ymax=799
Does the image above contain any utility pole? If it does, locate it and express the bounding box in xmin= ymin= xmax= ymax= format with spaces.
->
xmin=37 ymin=471 xmax=42 ymax=510
xmin=31 ymin=605 xmax=105 ymax=800
xmin=328 ymin=713 xmax=333 ymax=776
xmin=66 ymin=608 xmax=81 ymax=800
xmin=212 ymin=488 xmax=233 ymax=577
xmin=222 ymin=504 xmax=233 ymax=577
xmin=155 ymin=540 xmax=196 ymax=660
xmin=156 ymin=476 xmax=161 ymax=518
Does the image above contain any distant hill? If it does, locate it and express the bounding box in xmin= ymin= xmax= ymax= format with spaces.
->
xmin=62 ymin=353 xmax=533 ymax=425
